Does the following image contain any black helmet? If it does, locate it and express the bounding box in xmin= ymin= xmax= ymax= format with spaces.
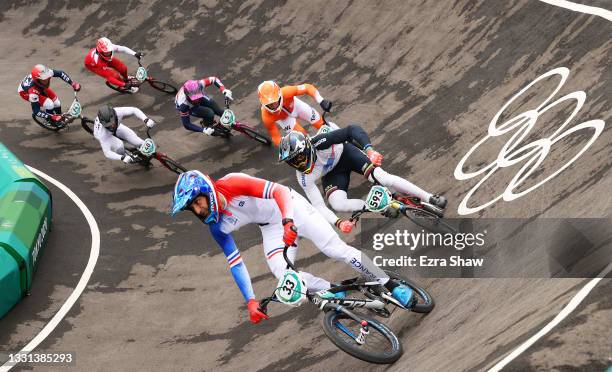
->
xmin=97 ymin=105 xmax=117 ymax=129
xmin=278 ymin=131 xmax=317 ymax=174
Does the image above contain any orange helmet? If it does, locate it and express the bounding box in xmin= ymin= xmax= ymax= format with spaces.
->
xmin=96 ymin=37 xmax=114 ymax=61
xmin=258 ymin=80 xmax=282 ymax=113
xmin=31 ymin=64 xmax=53 ymax=88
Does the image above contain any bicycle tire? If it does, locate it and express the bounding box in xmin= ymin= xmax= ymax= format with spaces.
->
xmin=212 ymin=126 xmax=232 ymax=139
xmin=322 ymin=311 xmax=402 ymax=364
xmin=105 ymin=81 xmax=131 ymax=94
xmin=384 ymin=270 xmax=434 ymax=313
xmin=402 ymin=207 xmax=457 ymax=234
xmin=156 ymin=154 xmax=187 ymax=174
xmin=235 ymin=124 xmax=272 ymax=146
xmin=148 ymin=79 xmax=178 ymax=95
xmin=33 ymin=116 xmax=64 ymax=132
xmin=81 ymin=117 xmax=95 ymax=135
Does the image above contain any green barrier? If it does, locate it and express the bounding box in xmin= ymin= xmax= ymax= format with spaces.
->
xmin=0 ymin=143 xmax=52 ymax=318
xmin=0 ymin=248 xmax=21 ymax=317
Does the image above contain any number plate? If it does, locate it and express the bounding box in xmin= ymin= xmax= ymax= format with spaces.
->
xmin=365 ymin=185 xmax=392 ymax=213
xmin=68 ymin=100 xmax=81 ymax=117
xmin=220 ymin=109 xmax=235 ymax=128
xmin=275 ymin=269 xmax=306 ymax=306
xmin=135 ymin=67 xmax=147 ymax=82
xmin=139 ymin=138 xmax=156 ymax=157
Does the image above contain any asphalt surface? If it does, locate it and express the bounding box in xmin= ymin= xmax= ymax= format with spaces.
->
xmin=0 ymin=1 xmax=610 ymax=371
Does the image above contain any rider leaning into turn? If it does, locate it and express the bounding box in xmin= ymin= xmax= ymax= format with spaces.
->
xmin=84 ymin=37 xmax=144 ymax=93
xmin=170 ymin=170 xmax=415 ymax=324
xmin=174 ymin=78 xmax=233 ymax=135
xmin=258 ymin=80 xmax=332 ymax=145
xmin=93 ymin=105 xmax=156 ymax=164
xmin=18 ymin=64 xmax=81 ymax=125
xmin=279 ymin=123 xmax=447 ymax=233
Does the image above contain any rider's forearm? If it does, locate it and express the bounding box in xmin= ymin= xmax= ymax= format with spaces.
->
xmin=114 ymin=45 xmax=136 ymax=56
xmin=315 ymin=124 xmax=371 ymax=151
xmin=115 ymin=107 xmax=147 ymax=122
xmin=210 ymin=224 xmax=256 ymax=301
xmin=302 ymin=183 xmax=339 ymax=225
xmin=201 ymin=77 xmax=225 ymax=92
xmin=229 ymin=258 xmax=256 ymax=302
xmin=52 ymin=69 xmax=74 ymax=85
xmin=181 ymin=117 xmax=204 ymax=133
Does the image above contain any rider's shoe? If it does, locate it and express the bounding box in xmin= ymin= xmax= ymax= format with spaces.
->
xmin=129 ymin=86 xmax=139 ymax=94
xmin=317 ymin=288 xmax=346 ymax=300
xmin=428 ymin=194 xmax=447 ymax=209
xmin=385 ymin=280 xmax=414 ymax=308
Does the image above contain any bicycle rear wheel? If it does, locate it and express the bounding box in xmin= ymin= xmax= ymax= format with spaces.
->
xmin=235 ymin=123 xmax=272 ymax=146
xmin=33 ymin=116 xmax=64 ymax=131
xmin=212 ymin=126 xmax=232 ymax=139
xmin=322 ymin=311 xmax=402 ymax=364
xmin=402 ymin=207 xmax=457 ymax=234
xmin=384 ymin=270 xmax=434 ymax=313
xmin=105 ymin=81 xmax=131 ymax=94
xmin=148 ymin=79 xmax=177 ymax=95
xmin=156 ymin=153 xmax=187 ymax=174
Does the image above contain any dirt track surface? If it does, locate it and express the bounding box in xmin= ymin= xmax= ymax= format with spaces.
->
xmin=0 ymin=1 xmax=610 ymax=371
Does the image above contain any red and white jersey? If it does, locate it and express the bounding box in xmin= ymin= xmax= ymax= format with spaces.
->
xmin=84 ymin=44 xmax=136 ymax=68
xmin=214 ymin=173 xmax=294 ymax=235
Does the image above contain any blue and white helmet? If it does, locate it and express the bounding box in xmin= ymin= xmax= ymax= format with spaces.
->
xmin=170 ymin=170 xmax=219 ymax=224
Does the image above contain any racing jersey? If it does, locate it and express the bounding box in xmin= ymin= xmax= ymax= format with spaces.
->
xmin=175 ymin=77 xmax=226 ymax=132
xmin=93 ymin=107 xmax=148 ymax=160
xmin=260 ymin=83 xmax=324 ymax=144
xmin=84 ymin=44 xmax=136 ymax=67
xmin=17 ymin=69 xmax=74 ymax=119
xmin=296 ymin=124 xmax=372 ymax=225
xmin=207 ymin=173 xmax=293 ymax=302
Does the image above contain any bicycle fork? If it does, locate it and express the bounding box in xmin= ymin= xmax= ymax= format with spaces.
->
xmin=329 ymin=304 xmax=370 ymax=345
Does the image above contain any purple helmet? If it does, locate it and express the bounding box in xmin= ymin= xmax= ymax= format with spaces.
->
xmin=183 ymin=80 xmax=204 ymax=101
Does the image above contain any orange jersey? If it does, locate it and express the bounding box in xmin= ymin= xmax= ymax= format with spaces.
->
xmin=260 ymin=84 xmax=325 ymax=145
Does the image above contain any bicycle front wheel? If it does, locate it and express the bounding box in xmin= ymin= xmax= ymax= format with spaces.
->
xmin=33 ymin=116 xmax=64 ymax=132
xmin=322 ymin=311 xmax=402 ymax=364
xmin=148 ymin=79 xmax=178 ymax=95
xmin=235 ymin=123 xmax=272 ymax=146
xmin=81 ymin=117 xmax=94 ymax=135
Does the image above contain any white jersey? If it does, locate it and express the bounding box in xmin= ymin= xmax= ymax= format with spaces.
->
xmin=296 ymin=123 xmax=344 ymax=225
xmin=93 ymin=107 xmax=148 ymax=161
xmin=218 ymin=195 xmax=284 ymax=234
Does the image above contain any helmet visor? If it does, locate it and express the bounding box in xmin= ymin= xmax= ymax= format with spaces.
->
xmin=36 ymin=78 xmax=51 ymax=88
xmin=265 ymin=97 xmax=281 ymax=112
xmin=287 ymin=152 xmax=310 ymax=172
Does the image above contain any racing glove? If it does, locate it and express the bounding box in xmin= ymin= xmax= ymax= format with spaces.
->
xmin=202 ymin=127 xmax=215 ymax=136
xmin=366 ymin=147 xmax=383 ymax=167
xmin=320 ymin=99 xmax=332 ymax=112
xmin=144 ymin=118 xmax=156 ymax=129
xmin=223 ymin=89 xmax=233 ymax=101
xmin=247 ymin=299 xmax=269 ymax=324
xmin=72 ymin=82 xmax=81 ymax=92
xmin=121 ymin=154 xmax=134 ymax=164
xmin=135 ymin=52 xmax=144 ymax=60
xmin=335 ymin=219 xmax=356 ymax=233
xmin=282 ymin=218 xmax=298 ymax=247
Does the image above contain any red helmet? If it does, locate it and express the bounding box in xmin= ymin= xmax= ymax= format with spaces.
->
xmin=31 ymin=64 xmax=53 ymax=88
xmin=96 ymin=37 xmax=114 ymax=61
